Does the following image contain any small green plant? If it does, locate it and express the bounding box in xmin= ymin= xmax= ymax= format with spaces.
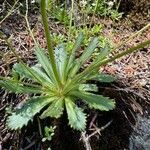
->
xmin=109 ymin=9 xmax=123 ymax=21
xmin=84 ymin=0 xmax=123 ymax=20
xmin=41 ymin=125 xmax=55 ymax=149
xmin=46 ymin=0 xmax=69 ymax=25
xmin=42 ymin=126 xmax=56 ymax=142
xmin=0 ymin=0 xmax=150 ymax=131
xmin=45 ymin=0 xmax=122 ymax=26
xmin=52 ymin=24 xmax=110 ymax=53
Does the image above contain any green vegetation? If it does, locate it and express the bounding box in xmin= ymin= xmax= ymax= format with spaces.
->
xmin=46 ymin=0 xmax=123 ymax=23
xmin=42 ymin=126 xmax=56 ymax=142
xmin=52 ymin=24 xmax=112 ymax=53
xmin=0 ymin=0 xmax=150 ymax=132
xmin=46 ymin=0 xmax=122 ymax=55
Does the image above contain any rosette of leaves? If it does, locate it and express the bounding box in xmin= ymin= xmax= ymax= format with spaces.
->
xmin=0 ymin=0 xmax=150 ymax=131
xmin=0 ymin=32 xmax=115 ymax=131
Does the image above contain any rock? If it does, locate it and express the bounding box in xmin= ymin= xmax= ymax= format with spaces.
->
xmin=129 ymin=114 xmax=150 ymax=150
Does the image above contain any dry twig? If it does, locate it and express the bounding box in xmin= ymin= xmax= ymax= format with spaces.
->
xmin=80 ymin=120 xmax=113 ymax=150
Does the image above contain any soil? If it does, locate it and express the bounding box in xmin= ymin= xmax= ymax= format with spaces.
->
xmin=0 ymin=1 xmax=150 ymax=150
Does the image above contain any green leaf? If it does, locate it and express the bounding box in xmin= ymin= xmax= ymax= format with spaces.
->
xmin=12 ymin=69 xmax=19 ymax=80
xmin=7 ymin=96 xmax=55 ymax=130
xmin=54 ymin=44 xmax=67 ymax=79
xmin=65 ymin=97 xmax=86 ymax=131
xmin=35 ymin=47 xmax=56 ymax=82
xmin=13 ymin=63 xmax=33 ymax=79
xmin=40 ymin=98 xmax=64 ymax=119
xmin=0 ymin=78 xmax=42 ymax=94
xmin=95 ymin=43 xmax=112 ymax=62
xmin=79 ymin=84 xmax=98 ymax=92
xmin=69 ymin=37 xmax=99 ymax=77
xmin=67 ymin=32 xmax=84 ymax=70
xmin=79 ymin=37 xmax=99 ymax=64
xmin=72 ymin=91 xmax=115 ymax=111
xmin=14 ymin=63 xmax=53 ymax=86
xmin=89 ymin=73 xmax=116 ymax=83
xmin=14 ymin=63 xmax=50 ymax=85
xmin=32 ymin=64 xmax=52 ymax=84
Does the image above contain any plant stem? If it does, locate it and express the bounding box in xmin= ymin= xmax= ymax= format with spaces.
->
xmin=89 ymin=0 xmax=100 ymax=28
xmin=74 ymin=39 xmax=150 ymax=83
xmin=68 ymin=0 xmax=74 ymax=39
xmin=112 ymin=23 xmax=150 ymax=51
xmin=0 ymin=0 xmax=19 ymax=25
xmin=116 ymin=0 xmax=121 ymax=11
xmin=75 ymin=23 xmax=150 ymax=82
xmin=40 ymin=0 xmax=61 ymax=86
xmin=81 ymin=132 xmax=92 ymax=150
xmin=25 ymin=0 xmax=37 ymax=45
xmin=100 ymin=39 xmax=150 ymax=66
